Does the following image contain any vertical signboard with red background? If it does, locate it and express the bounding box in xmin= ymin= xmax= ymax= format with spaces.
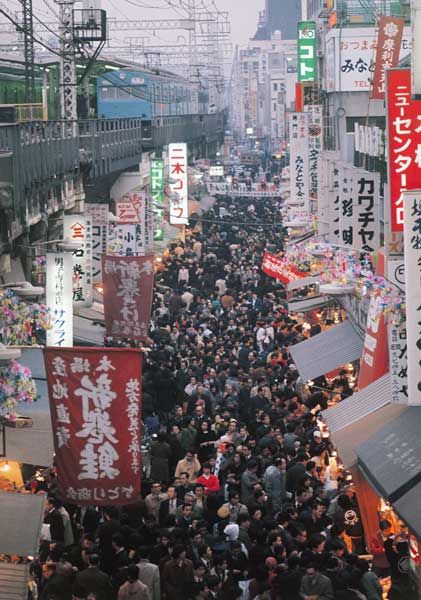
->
xmin=169 ymin=143 xmax=188 ymax=225
xmin=370 ymin=17 xmax=404 ymax=100
xmin=386 ymin=69 xmax=421 ymax=232
xmin=44 ymin=347 xmax=142 ymax=505
xmin=102 ymin=255 xmax=154 ymax=341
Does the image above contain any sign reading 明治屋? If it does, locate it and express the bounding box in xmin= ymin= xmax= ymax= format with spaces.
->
xmin=289 ymin=113 xmax=309 ymax=211
xmin=403 ymin=190 xmax=421 ymax=404
xmin=46 ymin=253 xmax=73 ymax=347
xmin=151 ymin=159 xmax=164 ymax=241
xmin=63 ymin=215 xmax=93 ymax=307
xmin=102 ymin=255 xmax=154 ymax=341
xmin=386 ymin=69 xmax=421 ymax=232
xmin=44 ymin=347 xmax=142 ymax=505
xmin=298 ymin=21 xmax=317 ymax=82
xmin=85 ymin=204 xmax=108 ymax=283
xmin=371 ymin=16 xmax=404 ymax=100
xmin=169 ymin=143 xmax=188 ymax=225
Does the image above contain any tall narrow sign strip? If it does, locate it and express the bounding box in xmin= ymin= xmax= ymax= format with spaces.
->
xmin=102 ymin=255 xmax=154 ymax=341
xmin=46 ymin=253 xmax=73 ymax=347
xmin=169 ymin=143 xmax=188 ymax=225
xmin=370 ymin=16 xmax=404 ymax=100
xmin=44 ymin=347 xmax=142 ymax=505
xmin=386 ymin=69 xmax=421 ymax=232
xmin=85 ymin=204 xmax=108 ymax=283
xmin=289 ymin=113 xmax=310 ymax=211
xmin=403 ymin=189 xmax=421 ymax=404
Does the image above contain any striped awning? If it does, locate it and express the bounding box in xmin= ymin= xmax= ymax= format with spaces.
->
xmin=322 ymin=373 xmax=391 ymax=433
xmin=0 ymin=563 xmax=29 ymax=600
xmin=288 ymin=295 xmax=331 ymax=313
xmin=289 ymin=320 xmax=364 ymax=381
xmin=0 ymin=492 xmax=45 ymax=556
xmin=287 ymin=275 xmax=320 ymax=291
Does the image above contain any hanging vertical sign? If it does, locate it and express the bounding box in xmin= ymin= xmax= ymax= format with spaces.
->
xmin=144 ymin=195 xmax=154 ymax=255
xmin=44 ymin=346 xmax=142 ymax=505
xmin=403 ymin=189 xmax=421 ymax=404
xmin=330 ymin=161 xmax=340 ymax=244
xmin=169 ymin=143 xmax=188 ymax=225
xmin=102 ymin=255 xmax=154 ymax=341
xmin=339 ymin=165 xmax=354 ymax=247
xmin=306 ymin=105 xmax=323 ymax=199
xmin=386 ymin=69 xmax=421 ymax=232
xmin=151 ymin=158 xmax=164 ymax=241
xmin=85 ymin=204 xmax=108 ymax=283
xmin=46 ymin=253 xmax=73 ymax=347
xmin=370 ymin=17 xmax=404 ymax=100
xmin=353 ymin=170 xmax=381 ymax=252
xmin=63 ymin=215 xmax=93 ymax=307
xmin=289 ymin=113 xmax=309 ymax=211
xmin=388 ymin=322 xmax=408 ymax=404
xmin=298 ymin=21 xmax=317 ymax=82
xmin=358 ymin=294 xmax=389 ymax=389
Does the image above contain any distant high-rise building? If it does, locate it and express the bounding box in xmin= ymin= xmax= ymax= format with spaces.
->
xmin=255 ymin=0 xmax=302 ymax=40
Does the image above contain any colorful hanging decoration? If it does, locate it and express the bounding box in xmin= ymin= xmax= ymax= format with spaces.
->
xmin=0 ymin=359 xmax=37 ymax=418
xmin=0 ymin=289 xmax=51 ymax=346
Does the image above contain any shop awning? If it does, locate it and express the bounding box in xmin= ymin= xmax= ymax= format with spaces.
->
xmin=0 ymin=492 xmax=45 ymax=556
xmin=357 ymin=408 xmax=421 ymax=503
xmin=287 ymin=275 xmax=320 ymax=291
xmin=5 ymin=349 xmax=54 ymax=467
xmin=289 ymin=320 xmax=364 ymax=381
xmin=288 ymin=295 xmax=331 ymax=313
xmin=0 ymin=563 xmax=29 ymax=600
xmin=73 ymin=315 xmax=106 ymax=346
xmin=321 ymin=374 xmax=405 ymax=467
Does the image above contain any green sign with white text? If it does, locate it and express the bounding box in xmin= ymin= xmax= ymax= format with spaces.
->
xmin=151 ymin=158 xmax=164 ymax=241
xmin=298 ymin=21 xmax=317 ymax=82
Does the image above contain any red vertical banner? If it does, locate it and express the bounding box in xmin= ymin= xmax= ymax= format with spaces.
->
xmin=386 ymin=69 xmax=421 ymax=232
xmin=370 ymin=16 xmax=404 ymax=100
xmin=44 ymin=347 xmax=142 ymax=505
xmin=296 ymin=82 xmax=304 ymax=112
xmin=358 ymin=294 xmax=389 ymax=389
xmin=102 ymin=255 xmax=154 ymax=341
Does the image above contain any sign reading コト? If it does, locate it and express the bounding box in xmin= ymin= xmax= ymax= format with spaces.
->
xmin=44 ymin=347 xmax=142 ymax=505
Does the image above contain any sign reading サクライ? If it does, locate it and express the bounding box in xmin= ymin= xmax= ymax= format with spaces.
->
xmin=44 ymin=347 xmax=142 ymax=505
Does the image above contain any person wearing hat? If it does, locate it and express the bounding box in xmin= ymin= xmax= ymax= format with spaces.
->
xmin=219 ymin=491 xmax=249 ymax=523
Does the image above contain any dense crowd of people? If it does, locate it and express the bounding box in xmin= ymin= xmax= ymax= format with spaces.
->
xmin=29 ymin=190 xmax=416 ymax=600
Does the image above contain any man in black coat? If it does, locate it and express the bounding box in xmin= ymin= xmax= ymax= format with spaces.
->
xmin=44 ymin=497 xmax=65 ymax=544
xmin=73 ymin=553 xmax=113 ymax=600
xmin=96 ymin=507 xmax=121 ymax=575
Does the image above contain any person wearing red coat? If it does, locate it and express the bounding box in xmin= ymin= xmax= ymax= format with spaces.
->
xmin=196 ymin=463 xmax=220 ymax=496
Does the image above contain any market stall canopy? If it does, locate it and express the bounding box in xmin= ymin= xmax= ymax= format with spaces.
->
xmin=287 ymin=275 xmax=320 ymax=291
xmin=0 ymin=492 xmax=45 ymax=555
xmin=5 ymin=349 xmax=54 ymax=467
xmin=289 ymin=320 xmax=364 ymax=381
xmin=73 ymin=301 xmax=105 ymax=346
xmin=357 ymin=408 xmax=421 ymax=506
xmin=322 ymin=374 xmax=404 ymax=467
xmin=288 ymin=295 xmax=332 ymax=313
xmin=0 ymin=563 xmax=29 ymax=600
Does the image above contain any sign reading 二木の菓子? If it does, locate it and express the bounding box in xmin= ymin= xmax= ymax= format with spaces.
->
xmin=44 ymin=347 xmax=142 ymax=505
xmin=403 ymin=190 xmax=421 ymax=404
xmin=169 ymin=143 xmax=188 ymax=225
xmin=102 ymin=255 xmax=154 ymax=341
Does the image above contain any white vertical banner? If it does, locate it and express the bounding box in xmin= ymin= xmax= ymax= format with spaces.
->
xmin=107 ymin=223 xmax=145 ymax=256
xmin=403 ymin=189 xmax=421 ymax=404
xmin=169 ymin=143 xmax=188 ymax=224
xmin=329 ymin=160 xmax=340 ymax=244
xmin=388 ymin=322 xmax=408 ymax=404
xmin=353 ymin=170 xmax=381 ymax=252
xmin=85 ymin=204 xmax=108 ymax=283
xmin=339 ymin=165 xmax=355 ymax=247
xmin=46 ymin=253 xmax=73 ymax=347
xmin=289 ymin=113 xmax=309 ymax=211
xmin=306 ymin=105 xmax=323 ymax=201
xmin=63 ymin=215 xmax=93 ymax=308
xmin=317 ymin=155 xmax=330 ymax=237
xmin=144 ymin=194 xmax=154 ymax=254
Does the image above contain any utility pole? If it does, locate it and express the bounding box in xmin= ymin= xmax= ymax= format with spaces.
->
xmin=55 ymin=0 xmax=77 ymax=135
xmin=22 ymin=0 xmax=35 ymax=103
xmin=188 ymin=0 xmax=199 ymax=114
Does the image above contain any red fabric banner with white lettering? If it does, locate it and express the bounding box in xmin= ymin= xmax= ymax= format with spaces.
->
xmin=262 ymin=252 xmax=309 ymax=284
xmin=44 ymin=347 xmax=142 ymax=506
xmin=370 ymin=16 xmax=404 ymax=100
xmin=102 ymin=255 xmax=154 ymax=341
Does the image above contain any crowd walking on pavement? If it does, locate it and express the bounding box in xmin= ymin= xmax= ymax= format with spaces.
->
xmin=29 ymin=189 xmax=415 ymax=600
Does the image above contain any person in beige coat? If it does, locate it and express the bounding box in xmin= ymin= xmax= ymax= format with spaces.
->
xmin=174 ymin=451 xmax=201 ymax=484
xmin=118 ymin=565 xmax=150 ymax=600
